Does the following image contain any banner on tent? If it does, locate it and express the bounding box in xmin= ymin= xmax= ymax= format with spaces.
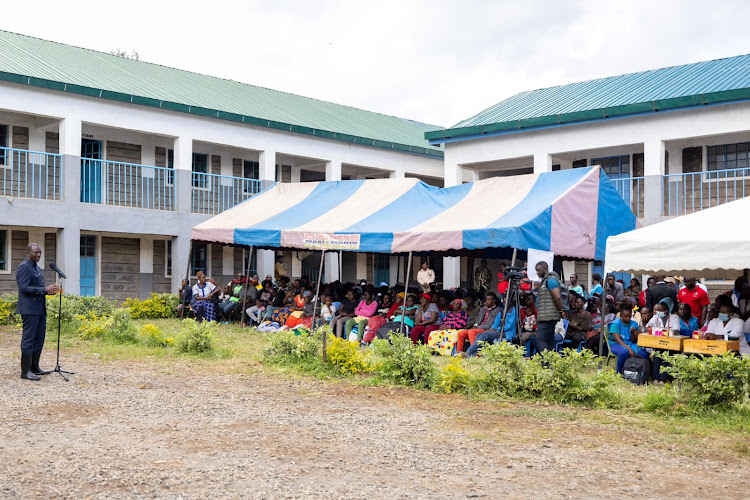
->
xmin=302 ymin=232 xmax=361 ymax=250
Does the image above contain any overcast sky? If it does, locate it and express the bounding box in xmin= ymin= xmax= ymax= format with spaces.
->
xmin=3 ymin=0 xmax=750 ymax=127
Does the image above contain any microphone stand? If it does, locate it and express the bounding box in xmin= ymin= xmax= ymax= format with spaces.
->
xmin=52 ymin=276 xmax=73 ymax=381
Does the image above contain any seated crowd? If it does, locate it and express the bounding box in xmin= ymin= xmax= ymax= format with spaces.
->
xmin=177 ymin=262 xmax=750 ymax=379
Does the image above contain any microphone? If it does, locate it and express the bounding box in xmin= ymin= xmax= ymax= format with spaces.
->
xmin=48 ymin=262 xmax=67 ymax=279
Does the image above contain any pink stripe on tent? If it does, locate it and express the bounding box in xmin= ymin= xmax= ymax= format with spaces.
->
xmin=191 ymin=228 xmax=235 ymax=245
xmin=392 ymin=230 xmax=463 ymax=253
xmin=550 ymin=168 xmax=599 ymax=259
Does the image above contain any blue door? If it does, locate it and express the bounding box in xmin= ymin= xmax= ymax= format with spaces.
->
xmin=374 ymin=254 xmax=390 ymax=286
xmin=80 ymin=235 xmax=96 ymax=296
xmin=592 ymin=155 xmax=630 ymax=204
xmin=81 ymin=139 xmax=102 ymax=203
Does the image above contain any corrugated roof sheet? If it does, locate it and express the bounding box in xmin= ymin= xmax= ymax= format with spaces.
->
xmin=0 ymin=30 xmax=443 ymax=157
xmin=427 ymin=53 xmax=750 ymax=142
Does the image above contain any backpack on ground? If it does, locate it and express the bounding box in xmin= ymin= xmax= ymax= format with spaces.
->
xmin=622 ymin=357 xmax=649 ymax=385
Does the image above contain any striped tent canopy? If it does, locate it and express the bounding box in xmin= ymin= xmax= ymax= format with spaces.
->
xmin=191 ymin=166 xmax=636 ymax=260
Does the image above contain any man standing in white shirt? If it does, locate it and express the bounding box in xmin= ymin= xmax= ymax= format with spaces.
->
xmin=417 ymin=262 xmax=435 ymax=294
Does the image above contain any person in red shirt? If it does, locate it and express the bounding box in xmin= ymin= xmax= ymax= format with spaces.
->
xmin=677 ymin=277 xmax=710 ymax=325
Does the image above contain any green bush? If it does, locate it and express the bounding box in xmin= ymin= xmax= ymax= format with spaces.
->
xmin=177 ymin=319 xmax=215 ymax=354
xmin=0 ymin=293 xmax=19 ymax=325
xmin=469 ymin=341 xmax=527 ymax=397
xmin=139 ymin=323 xmax=174 ymax=348
xmin=326 ymin=335 xmax=370 ymax=374
xmin=75 ymin=308 xmax=137 ymax=344
xmin=438 ymin=356 xmax=470 ymax=394
xmin=660 ymin=352 xmax=750 ymax=408
xmin=123 ymin=293 xmax=179 ymax=319
xmin=261 ymin=329 xmax=321 ymax=364
xmin=370 ymin=333 xmax=436 ymax=389
xmin=524 ymin=349 xmax=623 ymax=407
xmin=47 ymin=294 xmax=116 ymax=333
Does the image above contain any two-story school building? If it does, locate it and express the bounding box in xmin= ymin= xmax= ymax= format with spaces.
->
xmin=0 ymin=30 xmax=460 ymax=299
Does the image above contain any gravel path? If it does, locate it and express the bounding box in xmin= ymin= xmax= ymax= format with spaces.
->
xmin=0 ymin=335 xmax=747 ymax=499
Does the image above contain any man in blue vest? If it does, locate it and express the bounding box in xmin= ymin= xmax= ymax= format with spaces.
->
xmin=17 ymin=243 xmax=60 ymax=380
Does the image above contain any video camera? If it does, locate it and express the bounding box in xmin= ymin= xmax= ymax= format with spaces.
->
xmin=503 ymin=266 xmax=526 ymax=281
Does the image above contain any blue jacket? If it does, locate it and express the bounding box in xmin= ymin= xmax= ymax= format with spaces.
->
xmin=489 ymin=306 xmax=518 ymax=341
xmin=16 ymin=258 xmax=47 ymax=316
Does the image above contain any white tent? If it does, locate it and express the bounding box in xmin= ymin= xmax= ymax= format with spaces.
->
xmin=605 ymin=196 xmax=750 ymax=279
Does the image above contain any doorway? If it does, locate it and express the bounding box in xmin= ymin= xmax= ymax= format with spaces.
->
xmin=81 ymin=139 xmax=102 ymax=203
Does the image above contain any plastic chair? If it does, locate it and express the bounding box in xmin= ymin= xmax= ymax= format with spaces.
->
xmin=562 ymin=339 xmax=586 ymax=352
xmin=745 ymin=333 xmax=750 ymax=345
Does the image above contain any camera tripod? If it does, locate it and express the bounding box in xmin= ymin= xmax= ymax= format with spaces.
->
xmin=499 ymin=269 xmax=525 ymax=345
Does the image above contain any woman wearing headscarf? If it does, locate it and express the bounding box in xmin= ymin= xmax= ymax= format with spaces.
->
xmin=283 ymin=291 xmax=315 ymax=330
xmin=645 ymin=296 xmax=681 ymax=383
xmin=427 ymin=298 xmax=469 ymax=355
xmin=409 ymin=293 xmax=440 ymax=344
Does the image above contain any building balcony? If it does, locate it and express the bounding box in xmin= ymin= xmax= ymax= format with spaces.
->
xmin=191 ymin=172 xmax=262 ymax=215
xmin=0 ymin=147 xmax=62 ymax=201
xmin=80 ymin=158 xmax=176 ymax=211
xmin=663 ymin=167 xmax=750 ymax=216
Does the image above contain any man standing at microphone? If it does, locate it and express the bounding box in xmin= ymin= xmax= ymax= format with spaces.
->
xmin=16 ymin=243 xmax=59 ymax=380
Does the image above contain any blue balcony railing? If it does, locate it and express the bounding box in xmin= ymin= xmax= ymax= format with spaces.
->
xmin=0 ymin=147 xmax=63 ymax=201
xmin=610 ymin=176 xmax=644 ymax=218
xmin=191 ymin=172 xmax=262 ymax=214
xmin=80 ymin=158 xmax=175 ymax=211
xmin=663 ymin=167 xmax=750 ymax=216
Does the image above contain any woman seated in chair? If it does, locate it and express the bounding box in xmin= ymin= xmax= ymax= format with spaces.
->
xmin=345 ymin=290 xmax=379 ymax=341
xmin=426 ymin=299 xmax=468 ymax=355
xmin=190 ymin=272 xmax=219 ymax=322
xmin=608 ymin=303 xmax=649 ymax=374
xmin=410 ymin=293 xmax=440 ymax=344
xmin=283 ymin=291 xmax=315 ymax=330
xmin=376 ymin=294 xmax=418 ymax=340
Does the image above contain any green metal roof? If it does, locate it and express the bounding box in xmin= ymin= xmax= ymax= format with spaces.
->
xmin=426 ymin=53 xmax=750 ymax=143
xmin=0 ymin=30 xmax=443 ymax=158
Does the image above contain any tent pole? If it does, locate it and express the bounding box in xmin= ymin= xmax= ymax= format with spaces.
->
xmin=240 ymin=246 xmax=254 ymax=328
xmin=400 ymin=251 xmax=413 ymax=335
xmin=396 ymin=255 xmax=401 ymax=285
xmin=599 ymin=260 xmax=607 ymax=364
xmin=500 ymin=248 xmax=517 ymax=339
xmin=180 ymin=241 xmax=194 ymax=321
xmin=339 ymin=250 xmax=343 ymax=283
xmin=316 ymin=250 xmax=327 ymax=362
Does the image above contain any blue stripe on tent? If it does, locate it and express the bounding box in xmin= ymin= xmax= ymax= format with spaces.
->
xmin=244 ymin=180 xmax=364 ymax=229
xmin=462 ymin=168 xmax=590 ymax=250
xmin=343 ymin=182 xmax=473 ymax=235
xmin=596 ymin=171 xmax=637 ymax=260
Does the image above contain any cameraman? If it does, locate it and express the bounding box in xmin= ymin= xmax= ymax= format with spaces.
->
xmin=532 ymin=261 xmax=565 ymax=353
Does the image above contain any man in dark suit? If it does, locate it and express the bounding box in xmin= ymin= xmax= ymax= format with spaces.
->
xmin=17 ymin=243 xmax=59 ymax=380
xmin=645 ymin=275 xmax=678 ymax=312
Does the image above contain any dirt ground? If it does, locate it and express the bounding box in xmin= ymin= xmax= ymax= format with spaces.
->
xmin=1 ymin=334 xmax=748 ymax=499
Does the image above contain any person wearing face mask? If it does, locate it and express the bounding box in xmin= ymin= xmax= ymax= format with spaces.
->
xmin=705 ymin=303 xmax=749 ymax=355
xmin=645 ymin=297 xmax=680 ymax=334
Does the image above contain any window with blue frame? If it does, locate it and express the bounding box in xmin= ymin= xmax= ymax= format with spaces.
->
xmin=591 ymin=155 xmax=630 ymax=177
xmin=166 ymin=240 xmax=172 ymax=277
xmin=707 ymin=142 xmax=750 ymax=175
xmin=166 ymin=149 xmax=174 ymax=185
xmin=192 ymin=153 xmax=208 ymax=188
xmin=0 ymin=229 xmax=7 ymax=272
xmin=0 ymin=125 xmax=8 ymax=166
xmin=191 ymin=242 xmax=208 ymax=276
xmin=243 ymin=248 xmax=257 ymax=276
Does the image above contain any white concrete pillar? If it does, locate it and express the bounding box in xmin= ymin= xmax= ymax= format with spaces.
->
xmin=291 ymin=166 xmax=301 ymax=183
xmin=259 ymin=149 xmax=276 ymax=186
xmin=57 ymin=226 xmax=81 ymax=295
xmin=292 ymin=252 xmax=302 ymax=278
xmin=324 ymin=252 xmax=339 ymax=282
xmin=443 ymin=258 xmax=461 ymax=289
xmin=59 ymin=117 xmax=81 ymax=203
xmin=28 ymin=127 xmax=46 ymax=153
xmin=444 ymin=150 xmax=461 ymax=187
xmin=356 ymin=253 xmax=367 ymax=281
xmin=533 ymin=152 xmax=552 ymax=174
xmin=220 ymin=152 xmax=233 ymax=177
xmin=465 ymin=169 xmax=479 ymax=183
xmin=665 ymin=143 xmax=682 ymax=175
xmin=173 ymin=135 xmax=193 ymax=215
xmin=222 ymin=245 xmax=234 ymax=276
xmin=390 ymin=169 xmax=405 ymax=179
xmin=139 ymin=237 xmax=154 ymax=300
xmin=325 ymin=159 xmax=342 ymax=181
xmin=443 ymin=151 xmax=462 ymax=287
xmin=389 ymin=255 xmax=399 ymax=286
xmin=643 ymin=139 xmax=666 ymax=224
xmin=171 ymin=235 xmax=191 ymax=293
